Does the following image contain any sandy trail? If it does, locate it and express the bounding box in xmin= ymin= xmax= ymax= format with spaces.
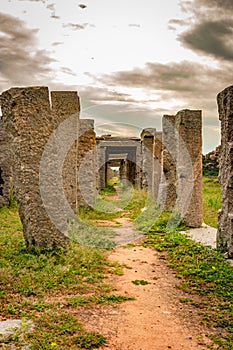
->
xmin=77 ymin=244 xmax=211 ymax=350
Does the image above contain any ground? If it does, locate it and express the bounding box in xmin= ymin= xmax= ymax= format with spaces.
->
xmin=76 ymin=242 xmax=212 ymax=350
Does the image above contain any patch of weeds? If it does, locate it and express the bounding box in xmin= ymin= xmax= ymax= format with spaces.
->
xmin=131 ymin=280 xmax=151 ymax=285
xmin=68 ymin=217 xmax=116 ymax=249
xmin=107 ymin=262 xmax=124 ymax=275
xmin=134 ymin=196 xmax=161 ymax=232
xmin=122 ymin=189 xmax=148 ymax=219
xmin=67 ymin=294 xmax=135 ymax=306
xmin=179 ymin=298 xmax=193 ymax=303
xmin=75 ymin=332 xmax=107 ymax=349
xmin=78 ymin=205 xmax=120 ymax=222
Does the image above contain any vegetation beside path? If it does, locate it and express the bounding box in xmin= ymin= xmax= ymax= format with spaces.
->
xmin=0 ymin=177 xmax=229 ymax=349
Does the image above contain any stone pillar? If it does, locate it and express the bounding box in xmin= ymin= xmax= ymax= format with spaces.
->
xmin=135 ymin=142 xmax=143 ymax=189
xmin=0 ymin=87 xmax=70 ymax=250
xmin=161 ymin=110 xmax=202 ymax=227
xmin=161 ymin=115 xmax=177 ymax=211
xmin=120 ymin=159 xmax=127 ymax=180
xmin=217 ymin=86 xmax=233 ymax=257
xmin=141 ymin=131 xmax=154 ymax=192
xmin=153 ymin=132 xmax=163 ymax=201
xmin=176 ymin=110 xmax=202 ymax=228
xmin=51 ymin=91 xmax=80 ymax=213
xmin=77 ymin=119 xmax=96 ymax=206
xmin=0 ymin=114 xmax=13 ymax=207
xmin=96 ymin=143 xmax=106 ymax=190
xmin=141 ymin=128 xmax=163 ymax=201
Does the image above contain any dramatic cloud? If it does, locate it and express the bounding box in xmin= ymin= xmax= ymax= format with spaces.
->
xmin=180 ymin=20 xmax=233 ymax=61
xmin=173 ymin=0 xmax=233 ymax=61
xmin=0 ymin=13 xmax=54 ymax=90
xmin=94 ymin=60 xmax=233 ymax=126
xmin=100 ymin=61 xmax=229 ymax=95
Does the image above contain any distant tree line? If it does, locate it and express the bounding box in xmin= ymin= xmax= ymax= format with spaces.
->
xmin=202 ymin=146 xmax=220 ymax=177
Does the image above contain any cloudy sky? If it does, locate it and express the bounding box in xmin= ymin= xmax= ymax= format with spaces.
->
xmin=0 ymin=0 xmax=233 ymax=153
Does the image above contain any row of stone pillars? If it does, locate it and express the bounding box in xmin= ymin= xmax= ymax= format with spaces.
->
xmin=0 ymin=84 xmax=233 ymax=256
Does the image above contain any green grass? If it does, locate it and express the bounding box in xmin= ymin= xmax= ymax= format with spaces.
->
xmin=143 ymin=212 xmax=233 ymax=350
xmin=0 ymin=205 xmax=133 ymax=349
xmin=68 ymin=217 xmax=116 ymax=249
xmin=66 ymin=294 xmax=135 ymax=307
xmin=202 ymin=177 xmax=221 ymax=228
xmin=78 ymin=187 xmax=148 ymax=223
xmin=131 ymin=280 xmax=151 ymax=285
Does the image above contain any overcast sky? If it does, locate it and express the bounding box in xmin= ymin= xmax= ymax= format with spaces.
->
xmin=0 ymin=0 xmax=233 ymax=153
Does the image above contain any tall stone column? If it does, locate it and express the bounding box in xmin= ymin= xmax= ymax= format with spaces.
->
xmin=161 ymin=115 xmax=177 ymax=211
xmin=217 ymin=86 xmax=233 ymax=257
xmin=51 ymin=91 xmax=80 ymax=213
xmin=96 ymin=142 xmax=107 ymax=190
xmin=153 ymin=132 xmax=163 ymax=201
xmin=141 ymin=131 xmax=154 ymax=192
xmin=141 ymin=128 xmax=162 ymax=201
xmin=176 ymin=110 xmax=202 ymax=228
xmin=77 ymin=119 xmax=96 ymax=206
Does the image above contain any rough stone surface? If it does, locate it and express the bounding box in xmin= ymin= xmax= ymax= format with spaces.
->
xmin=161 ymin=110 xmax=202 ymax=227
xmin=176 ymin=109 xmax=202 ymax=227
xmin=141 ymin=128 xmax=162 ymax=201
xmin=0 ymin=113 xmax=13 ymax=207
xmin=0 ymin=319 xmax=33 ymax=346
xmin=51 ymin=91 xmax=80 ymax=213
xmin=77 ymin=119 xmax=96 ymax=206
xmin=0 ymin=87 xmax=70 ymax=250
xmin=161 ymin=115 xmax=177 ymax=211
xmin=217 ymin=85 xmax=233 ymax=257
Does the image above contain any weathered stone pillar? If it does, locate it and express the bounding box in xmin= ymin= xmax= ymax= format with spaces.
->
xmin=120 ymin=159 xmax=127 ymax=180
xmin=161 ymin=115 xmax=177 ymax=211
xmin=176 ymin=109 xmax=202 ymax=228
xmin=51 ymin=91 xmax=80 ymax=213
xmin=96 ymin=141 xmax=106 ymax=190
xmin=217 ymin=86 xmax=233 ymax=257
xmin=161 ymin=110 xmax=202 ymax=227
xmin=141 ymin=130 xmax=154 ymax=192
xmin=141 ymin=128 xmax=162 ymax=201
xmin=153 ymin=131 xmax=163 ymax=201
xmin=0 ymin=114 xmax=13 ymax=207
xmin=77 ymin=119 xmax=96 ymax=206
xmin=0 ymin=87 xmax=70 ymax=250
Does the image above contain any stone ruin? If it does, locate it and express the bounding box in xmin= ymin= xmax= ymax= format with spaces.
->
xmin=161 ymin=110 xmax=203 ymax=228
xmin=217 ymin=85 xmax=233 ymax=257
xmin=0 ymin=87 xmax=96 ymax=250
xmin=0 ymin=85 xmax=204 ymax=251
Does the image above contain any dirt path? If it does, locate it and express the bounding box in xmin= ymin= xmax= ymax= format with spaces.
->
xmin=77 ymin=243 xmax=212 ymax=350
